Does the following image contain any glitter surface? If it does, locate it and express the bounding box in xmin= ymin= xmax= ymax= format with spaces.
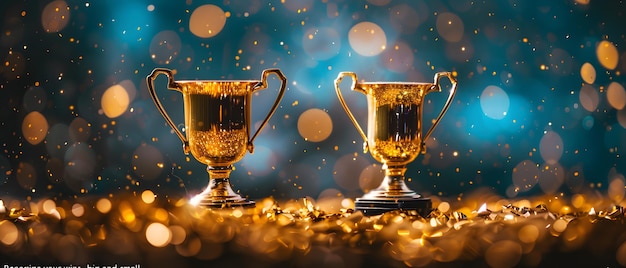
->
xmin=0 ymin=193 xmax=625 ymax=267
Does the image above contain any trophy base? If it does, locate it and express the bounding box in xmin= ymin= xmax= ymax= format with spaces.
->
xmin=196 ymin=200 xmax=256 ymax=209
xmin=191 ymin=195 xmax=256 ymax=209
xmin=191 ymin=169 xmax=256 ymax=209
xmin=354 ymin=197 xmax=432 ymax=217
xmin=189 ymin=185 xmax=256 ymax=209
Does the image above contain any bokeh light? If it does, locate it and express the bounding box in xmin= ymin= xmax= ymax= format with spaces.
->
xmin=41 ymin=0 xmax=70 ymax=33
xmin=480 ymin=85 xmax=509 ymax=120
xmin=579 ymin=84 xmax=599 ymax=112
xmin=101 ymin=84 xmax=130 ymax=118
xmin=118 ymin=79 xmax=138 ymax=103
xmin=22 ymin=111 xmax=49 ymax=145
xmin=189 ymin=4 xmax=227 ymax=38
xmin=580 ymin=62 xmax=596 ymax=84
xmin=142 ymin=190 xmax=156 ymax=204
xmin=539 ymin=131 xmax=563 ymax=165
xmin=606 ymin=82 xmax=626 ymax=110
xmin=596 ymin=40 xmax=619 ymax=70
xmin=71 ymin=203 xmax=84 ymax=217
xmin=42 ymin=199 xmax=57 ymax=215
xmin=0 ymin=220 xmax=19 ymax=246
xmin=348 ymin=22 xmax=387 ymax=56
xmin=518 ymin=224 xmax=540 ymax=244
xmin=436 ymin=12 xmax=464 ymax=42
xmin=96 ymin=198 xmax=112 ymax=214
xmin=146 ymin=222 xmax=172 ymax=247
xmin=297 ymin=108 xmax=333 ymax=142
xmin=169 ymin=225 xmax=187 ymax=246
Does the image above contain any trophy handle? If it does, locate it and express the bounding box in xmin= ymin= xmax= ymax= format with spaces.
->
xmin=247 ymin=68 xmax=287 ymax=153
xmin=146 ymin=68 xmax=190 ymax=154
xmin=422 ymin=72 xmax=458 ymax=151
xmin=335 ymin=72 xmax=369 ymax=153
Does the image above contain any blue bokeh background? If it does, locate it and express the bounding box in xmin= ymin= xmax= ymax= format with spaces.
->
xmin=1 ymin=0 xmax=625 ymax=202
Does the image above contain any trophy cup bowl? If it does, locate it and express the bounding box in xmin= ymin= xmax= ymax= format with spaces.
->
xmin=335 ymin=72 xmax=457 ymax=216
xmin=147 ymin=68 xmax=286 ymax=208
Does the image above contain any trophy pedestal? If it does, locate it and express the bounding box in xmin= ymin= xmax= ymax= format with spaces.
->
xmin=354 ymin=168 xmax=433 ymax=217
xmin=355 ymin=197 xmax=432 ymax=217
xmin=190 ymin=166 xmax=256 ymax=208
xmin=192 ymin=197 xmax=256 ymax=208
xmin=191 ymin=189 xmax=256 ymax=208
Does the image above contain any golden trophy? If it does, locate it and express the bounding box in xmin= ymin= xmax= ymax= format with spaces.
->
xmin=147 ymin=68 xmax=286 ymax=208
xmin=335 ymin=72 xmax=457 ymax=216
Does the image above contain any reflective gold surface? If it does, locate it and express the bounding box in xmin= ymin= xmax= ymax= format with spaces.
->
xmin=365 ymin=85 xmax=430 ymax=164
xmin=335 ymin=73 xmax=457 ymax=164
xmin=188 ymin=130 xmax=248 ymax=166
xmin=183 ymin=86 xmax=250 ymax=166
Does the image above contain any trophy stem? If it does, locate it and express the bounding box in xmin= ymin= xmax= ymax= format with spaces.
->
xmin=190 ymin=165 xmax=255 ymax=208
xmin=355 ymin=164 xmax=432 ymax=216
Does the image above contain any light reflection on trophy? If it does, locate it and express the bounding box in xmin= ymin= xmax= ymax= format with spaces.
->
xmin=335 ymin=72 xmax=457 ymax=216
xmin=147 ymin=68 xmax=286 ymax=208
